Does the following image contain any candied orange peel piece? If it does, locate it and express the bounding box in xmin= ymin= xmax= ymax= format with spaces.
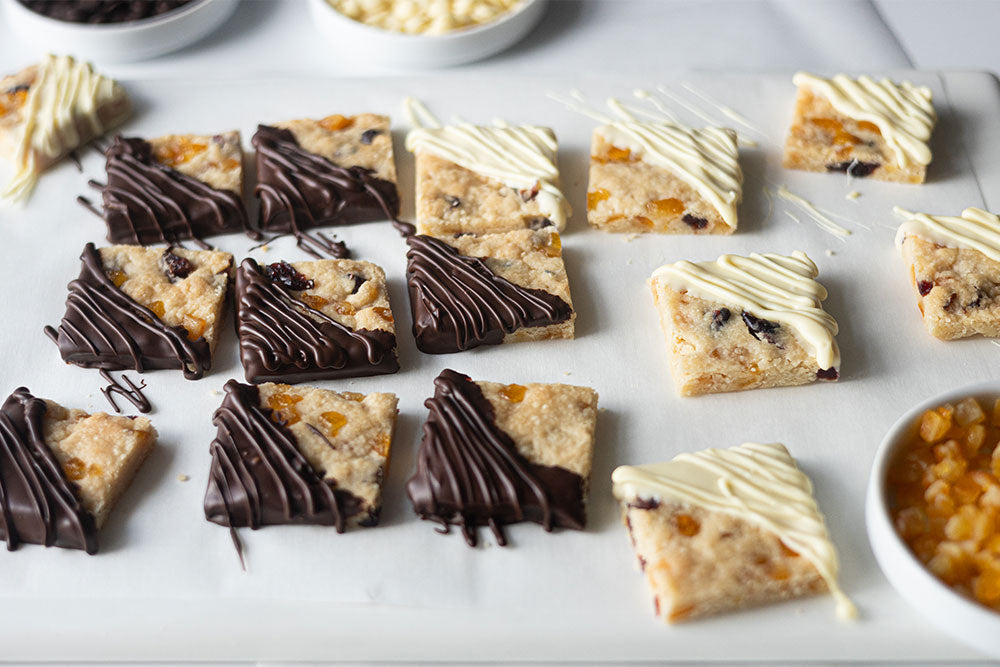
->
xmin=499 ymin=383 xmax=526 ymax=403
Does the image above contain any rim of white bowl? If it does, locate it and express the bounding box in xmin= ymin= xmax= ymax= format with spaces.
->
xmin=3 ymin=0 xmax=214 ymax=31
xmin=309 ymin=0 xmax=541 ymax=42
xmin=867 ymin=381 xmax=1000 ymax=643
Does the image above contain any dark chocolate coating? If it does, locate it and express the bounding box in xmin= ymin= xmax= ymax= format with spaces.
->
xmin=406 ymin=369 xmax=586 ymax=547
xmin=44 ymin=243 xmax=213 ymax=380
xmin=203 ymin=380 xmax=364 ymax=531
xmin=235 ymin=258 xmax=398 ymax=384
xmin=0 ymin=388 xmax=98 ymax=554
xmin=101 ymin=136 xmax=249 ymax=246
xmin=405 ymin=235 xmax=573 ymax=354
xmin=251 ymin=125 xmax=400 ymax=233
xmin=17 ymin=0 xmax=192 ymax=24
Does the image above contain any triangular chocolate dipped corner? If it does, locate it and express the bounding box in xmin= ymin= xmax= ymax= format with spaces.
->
xmin=405 ymin=234 xmax=573 ymax=354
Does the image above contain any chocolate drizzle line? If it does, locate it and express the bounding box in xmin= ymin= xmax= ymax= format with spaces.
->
xmin=405 ymin=235 xmax=573 ymax=354
xmin=44 ymin=243 xmax=212 ymax=380
xmin=236 ymin=258 xmax=398 ymax=383
xmin=0 ymin=387 xmax=98 ymax=554
xmin=99 ymin=369 xmax=151 ymax=414
xmin=406 ymin=369 xmax=586 ymax=547
xmin=252 ymin=124 xmax=401 ymax=237
xmin=203 ymin=379 xmax=364 ymax=532
xmin=98 ymin=136 xmax=251 ymax=246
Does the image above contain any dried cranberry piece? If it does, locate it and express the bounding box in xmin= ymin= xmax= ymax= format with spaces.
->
xmin=160 ymin=249 xmax=193 ymax=280
xmin=816 ymin=367 xmax=839 ymax=381
xmin=519 ymin=182 xmax=541 ymax=202
xmin=917 ymin=280 xmax=933 ymax=296
xmin=944 ymin=293 xmax=958 ymax=311
xmin=742 ymin=310 xmax=780 ymax=345
xmin=629 ymin=498 xmax=661 ymax=511
xmin=444 ymin=195 xmax=461 ymax=208
xmin=264 ymin=261 xmax=314 ymax=290
xmin=347 ymin=272 xmax=366 ymax=294
xmin=710 ymin=307 xmax=731 ymax=331
xmin=826 ymin=160 xmax=879 ymax=177
xmin=360 ymin=129 xmax=381 ymax=144
xmin=528 ymin=217 xmax=553 ymax=230
xmin=682 ymin=214 xmax=709 ymax=230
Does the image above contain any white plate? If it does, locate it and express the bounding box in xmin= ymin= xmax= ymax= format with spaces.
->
xmin=0 ymin=72 xmax=998 ymax=662
xmin=307 ymin=0 xmax=547 ymax=68
xmin=0 ymin=0 xmax=239 ymax=63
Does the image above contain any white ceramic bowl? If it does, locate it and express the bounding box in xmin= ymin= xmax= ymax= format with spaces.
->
xmin=0 ymin=0 xmax=239 ymax=64
xmin=867 ymin=380 xmax=1000 ymax=657
xmin=307 ymin=0 xmax=546 ymax=69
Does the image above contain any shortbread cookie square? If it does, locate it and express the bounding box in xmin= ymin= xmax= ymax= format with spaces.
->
xmin=407 ymin=123 xmax=570 ymax=236
xmin=587 ymin=123 xmax=741 ymax=234
xmin=782 ymin=72 xmax=935 ymax=184
xmin=0 ymin=386 xmax=156 ymax=554
xmin=896 ymin=207 xmax=1000 ymax=340
xmin=46 ymin=243 xmax=233 ymax=380
xmin=204 ymin=380 xmax=397 ymax=531
xmin=101 ymin=132 xmax=248 ymax=245
xmin=612 ymin=442 xmax=851 ymax=623
xmin=235 ymin=258 xmax=399 ymax=383
xmin=1 ymin=55 xmax=131 ymax=202
xmin=649 ymin=252 xmax=840 ymax=396
xmin=405 ymin=227 xmax=575 ymax=354
xmin=252 ymin=114 xmax=400 ymax=233
xmin=407 ymin=369 xmax=598 ymax=546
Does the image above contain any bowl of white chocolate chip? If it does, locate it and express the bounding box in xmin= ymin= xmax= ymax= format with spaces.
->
xmin=308 ymin=0 xmax=546 ymax=68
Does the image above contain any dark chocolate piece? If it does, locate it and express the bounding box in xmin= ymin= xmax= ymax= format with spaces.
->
xmin=99 ymin=369 xmax=151 ymax=414
xmin=203 ymin=379 xmax=364 ymax=531
xmin=99 ymin=136 xmax=249 ymax=246
xmin=405 ymin=234 xmax=573 ymax=354
xmin=17 ymin=0 xmax=192 ymax=24
xmin=0 ymin=387 xmax=98 ymax=554
xmin=44 ymin=243 xmax=213 ymax=380
xmin=816 ymin=367 xmax=839 ymax=381
xmin=235 ymin=258 xmax=398 ymax=384
xmin=406 ymin=369 xmax=586 ymax=547
xmin=251 ymin=124 xmax=400 ymax=233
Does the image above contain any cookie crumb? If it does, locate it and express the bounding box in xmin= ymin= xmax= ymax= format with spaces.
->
xmin=177 ymin=474 xmax=190 ymax=482
xmin=825 ymin=249 xmax=835 ymax=257
xmin=624 ymin=233 xmax=639 ymax=242
xmin=259 ymin=244 xmax=269 ymax=252
xmin=845 ymin=191 xmax=861 ymax=201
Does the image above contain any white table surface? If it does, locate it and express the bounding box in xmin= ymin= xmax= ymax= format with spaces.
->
xmin=1 ymin=2 xmax=999 ymax=665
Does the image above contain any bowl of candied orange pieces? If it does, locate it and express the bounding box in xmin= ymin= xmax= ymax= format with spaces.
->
xmin=868 ymin=381 xmax=1000 ymax=657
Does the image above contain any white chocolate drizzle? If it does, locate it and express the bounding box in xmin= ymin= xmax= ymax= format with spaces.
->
xmin=612 ymin=442 xmax=855 ymax=620
xmin=548 ymin=89 xmax=743 ymax=230
xmin=792 ymin=72 xmax=935 ymax=168
xmin=650 ymin=251 xmax=839 ymax=370
xmin=776 ymin=185 xmax=852 ymax=238
xmin=2 ymin=55 xmax=128 ymax=203
xmin=402 ymin=96 xmax=570 ymax=229
xmin=894 ymin=207 xmax=1000 ymax=263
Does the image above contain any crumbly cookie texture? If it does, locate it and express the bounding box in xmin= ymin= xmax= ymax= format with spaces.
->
xmin=587 ymin=131 xmax=736 ymax=234
xmin=148 ymin=131 xmax=243 ymax=194
xmin=446 ymin=228 xmax=575 ymax=343
xmin=900 ymin=234 xmax=1000 ymax=339
xmin=100 ymin=245 xmax=233 ymax=354
xmin=783 ymin=86 xmax=926 ymax=184
xmin=274 ymin=113 xmax=396 ymax=183
xmin=622 ymin=500 xmax=827 ymax=623
xmin=282 ymin=259 xmax=396 ymax=334
xmin=415 ymin=152 xmax=560 ymax=236
xmin=257 ymin=382 xmax=397 ymax=527
xmin=476 ymin=379 xmax=598 ymax=479
xmin=41 ymin=400 xmax=157 ymax=528
xmin=649 ymin=282 xmax=835 ymax=396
